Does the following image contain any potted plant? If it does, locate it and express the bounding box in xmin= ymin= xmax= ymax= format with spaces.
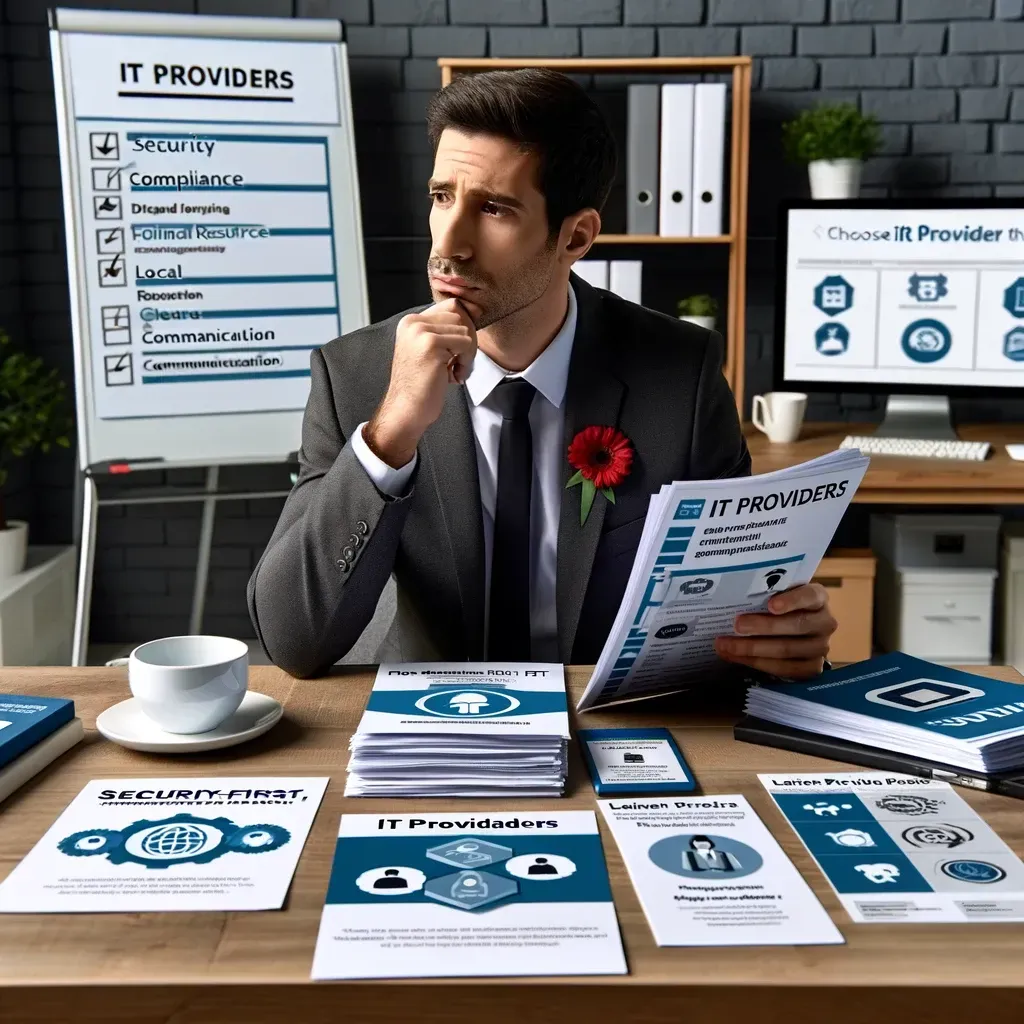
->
xmin=781 ymin=102 xmax=881 ymax=199
xmin=0 ymin=328 xmax=72 ymax=579
xmin=676 ymin=294 xmax=718 ymax=330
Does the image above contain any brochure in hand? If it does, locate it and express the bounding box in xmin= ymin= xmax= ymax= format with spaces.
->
xmin=577 ymin=449 xmax=868 ymax=711
xmin=745 ymin=652 xmax=1024 ymax=774
xmin=345 ymin=663 xmax=569 ymax=798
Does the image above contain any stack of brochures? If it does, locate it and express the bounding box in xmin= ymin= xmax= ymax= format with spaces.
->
xmin=345 ymin=663 xmax=570 ymax=798
xmin=576 ymin=448 xmax=869 ymax=712
xmin=745 ymin=652 xmax=1024 ymax=774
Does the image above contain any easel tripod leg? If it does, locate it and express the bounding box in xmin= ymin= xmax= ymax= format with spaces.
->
xmin=72 ymin=475 xmax=98 ymax=667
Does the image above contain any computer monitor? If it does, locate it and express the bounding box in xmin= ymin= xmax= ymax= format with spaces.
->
xmin=774 ymin=198 xmax=1024 ymax=439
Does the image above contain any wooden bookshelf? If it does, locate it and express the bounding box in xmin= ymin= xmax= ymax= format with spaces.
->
xmin=437 ymin=56 xmax=753 ymax=415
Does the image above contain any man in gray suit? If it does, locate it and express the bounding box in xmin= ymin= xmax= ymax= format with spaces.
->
xmin=248 ymin=69 xmax=838 ymax=680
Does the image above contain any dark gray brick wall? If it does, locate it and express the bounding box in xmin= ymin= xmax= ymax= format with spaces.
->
xmin=2 ymin=0 xmax=1023 ymax=643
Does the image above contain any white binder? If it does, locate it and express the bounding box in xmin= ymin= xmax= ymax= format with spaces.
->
xmin=609 ymin=260 xmax=642 ymax=304
xmin=658 ymin=83 xmax=694 ymax=237
xmin=692 ymin=83 xmax=726 ymax=237
xmin=573 ymin=259 xmax=609 ymax=289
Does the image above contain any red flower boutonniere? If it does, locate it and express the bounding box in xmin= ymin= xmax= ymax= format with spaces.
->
xmin=565 ymin=425 xmax=634 ymax=526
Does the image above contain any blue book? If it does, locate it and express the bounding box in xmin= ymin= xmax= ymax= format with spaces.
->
xmin=0 ymin=695 xmax=75 ymax=771
xmin=745 ymin=653 xmax=1024 ymax=773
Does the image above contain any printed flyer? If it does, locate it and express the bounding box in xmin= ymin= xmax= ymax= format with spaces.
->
xmin=0 ymin=777 xmax=328 ymax=913
xmin=599 ymin=795 xmax=844 ymax=946
xmin=311 ymin=810 xmax=627 ymax=979
xmin=761 ymin=771 xmax=1024 ymax=923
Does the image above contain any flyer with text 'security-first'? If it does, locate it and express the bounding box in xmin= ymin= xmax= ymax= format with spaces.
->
xmin=0 ymin=777 xmax=327 ymax=913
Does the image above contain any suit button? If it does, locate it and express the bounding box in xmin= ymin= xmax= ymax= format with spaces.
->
xmin=349 ymin=533 xmax=361 ymax=548
xmin=336 ymin=558 xmax=348 ymax=572
xmin=343 ymin=546 xmax=355 ymax=560
xmin=356 ymin=520 xmax=369 ymax=535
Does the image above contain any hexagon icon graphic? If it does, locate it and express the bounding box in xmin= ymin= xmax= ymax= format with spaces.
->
xmin=813 ymin=275 xmax=854 ymax=315
xmin=426 ymin=838 xmax=514 ymax=870
xmin=1005 ymin=327 xmax=1024 ymax=362
xmin=1004 ymin=277 xmax=1024 ymax=319
xmin=424 ymin=869 xmax=519 ymax=911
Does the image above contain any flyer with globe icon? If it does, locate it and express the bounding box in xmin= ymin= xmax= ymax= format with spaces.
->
xmin=0 ymin=776 xmax=327 ymax=913
xmin=760 ymin=772 xmax=1024 ymax=923
xmin=311 ymin=810 xmax=626 ymax=979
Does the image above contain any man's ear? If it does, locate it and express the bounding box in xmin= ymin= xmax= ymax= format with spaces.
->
xmin=562 ymin=208 xmax=602 ymax=264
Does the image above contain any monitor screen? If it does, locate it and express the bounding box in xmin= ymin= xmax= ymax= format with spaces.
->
xmin=778 ymin=202 xmax=1024 ymax=392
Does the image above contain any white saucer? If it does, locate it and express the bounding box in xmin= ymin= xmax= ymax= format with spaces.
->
xmin=96 ymin=691 xmax=284 ymax=753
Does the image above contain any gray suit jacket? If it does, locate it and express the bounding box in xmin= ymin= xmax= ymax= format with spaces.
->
xmin=247 ymin=273 xmax=751 ymax=678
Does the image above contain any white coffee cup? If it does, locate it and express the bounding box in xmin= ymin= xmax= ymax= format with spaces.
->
xmin=129 ymin=635 xmax=249 ymax=735
xmin=751 ymin=391 xmax=808 ymax=444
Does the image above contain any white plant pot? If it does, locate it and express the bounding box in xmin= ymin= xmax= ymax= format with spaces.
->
xmin=0 ymin=521 xmax=28 ymax=580
xmin=808 ymin=158 xmax=862 ymax=199
xmin=679 ymin=315 xmax=716 ymax=330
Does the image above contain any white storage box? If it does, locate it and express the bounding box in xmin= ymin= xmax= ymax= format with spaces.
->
xmin=0 ymin=546 xmax=75 ymax=666
xmin=870 ymin=514 xmax=1001 ymax=570
xmin=1000 ymin=526 xmax=1024 ymax=672
xmin=874 ymin=561 xmax=996 ymax=666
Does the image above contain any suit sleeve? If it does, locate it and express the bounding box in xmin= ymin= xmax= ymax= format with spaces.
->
xmin=689 ymin=330 xmax=751 ymax=480
xmin=247 ymin=348 xmax=414 ymax=677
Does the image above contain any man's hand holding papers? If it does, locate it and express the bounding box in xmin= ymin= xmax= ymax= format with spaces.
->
xmin=716 ymin=581 xmax=839 ymax=680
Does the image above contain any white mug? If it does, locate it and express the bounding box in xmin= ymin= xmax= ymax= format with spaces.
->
xmin=129 ymin=635 xmax=249 ymax=734
xmin=751 ymin=392 xmax=808 ymax=444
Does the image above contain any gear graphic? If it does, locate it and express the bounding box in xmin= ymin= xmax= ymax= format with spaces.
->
xmin=226 ymin=824 xmax=291 ymax=853
xmin=58 ymin=829 xmax=125 ymax=856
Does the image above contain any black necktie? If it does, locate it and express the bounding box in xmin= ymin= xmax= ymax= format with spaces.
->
xmin=487 ymin=377 xmax=536 ymax=661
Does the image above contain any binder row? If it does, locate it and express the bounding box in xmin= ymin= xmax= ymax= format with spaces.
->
xmin=628 ymin=82 xmax=726 ymax=238
xmin=575 ymin=259 xmax=641 ymax=303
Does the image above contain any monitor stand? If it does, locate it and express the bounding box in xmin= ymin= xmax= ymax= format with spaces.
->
xmin=873 ymin=394 xmax=958 ymax=441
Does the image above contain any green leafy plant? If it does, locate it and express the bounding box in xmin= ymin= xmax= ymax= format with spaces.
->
xmin=0 ymin=329 xmax=72 ymax=530
xmin=676 ymin=294 xmax=719 ymax=318
xmin=781 ymin=102 xmax=881 ymax=164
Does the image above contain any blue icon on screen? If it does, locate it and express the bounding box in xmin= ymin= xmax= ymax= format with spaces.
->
xmin=1004 ymin=278 xmax=1024 ymax=319
xmin=814 ymin=275 xmax=854 ymax=315
xmin=940 ymin=860 xmax=1007 ymax=884
xmin=901 ymin=319 xmax=951 ymax=363
xmin=908 ymin=273 xmax=948 ymax=302
xmin=815 ymin=322 xmax=850 ymax=356
xmin=1005 ymin=328 xmax=1024 ymax=362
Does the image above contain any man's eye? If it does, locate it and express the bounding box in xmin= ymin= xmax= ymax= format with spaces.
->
xmin=481 ymin=201 xmax=505 ymax=216
xmin=429 ymin=191 xmax=450 ymax=203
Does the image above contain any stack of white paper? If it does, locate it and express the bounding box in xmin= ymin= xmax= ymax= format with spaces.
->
xmin=577 ymin=448 xmax=870 ymax=712
xmin=345 ymin=663 xmax=569 ymax=798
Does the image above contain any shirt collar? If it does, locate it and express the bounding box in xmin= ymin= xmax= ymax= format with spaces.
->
xmin=464 ymin=283 xmax=577 ymax=410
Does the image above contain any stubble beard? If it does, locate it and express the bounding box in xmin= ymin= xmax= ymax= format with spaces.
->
xmin=426 ymin=237 xmax=558 ymax=331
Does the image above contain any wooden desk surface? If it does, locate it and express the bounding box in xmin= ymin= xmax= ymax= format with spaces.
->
xmin=746 ymin=422 xmax=1024 ymax=503
xmin=2 ymin=665 xmax=1024 ymax=1024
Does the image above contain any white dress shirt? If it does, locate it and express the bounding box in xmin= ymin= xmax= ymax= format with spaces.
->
xmin=350 ymin=285 xmax=578 ymax=661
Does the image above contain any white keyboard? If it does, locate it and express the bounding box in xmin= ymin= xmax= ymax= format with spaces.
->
xmin=840 ymin=435 xmax=991 ymax=461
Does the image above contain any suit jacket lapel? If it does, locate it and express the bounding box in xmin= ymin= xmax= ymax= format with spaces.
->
xmin=420 ymin=385 xmax=486 ymax=659
xmin=556 ymin=275 xmax=627 ymax=663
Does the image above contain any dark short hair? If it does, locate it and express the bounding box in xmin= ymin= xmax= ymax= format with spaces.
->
xmin=426 ymin=68 xmax=617 ymax=231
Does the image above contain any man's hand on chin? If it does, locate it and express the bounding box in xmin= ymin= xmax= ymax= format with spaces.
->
xmin=713 ymin=582 xmax=837 ymax=681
